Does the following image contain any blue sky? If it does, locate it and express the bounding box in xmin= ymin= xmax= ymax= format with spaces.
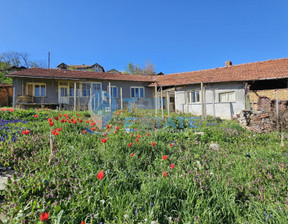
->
xmin=1 ymin=0 xmax=288 ymax=74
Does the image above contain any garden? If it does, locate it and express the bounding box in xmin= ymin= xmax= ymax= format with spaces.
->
xmin=0 ymin=108 xmax=287 ymax=223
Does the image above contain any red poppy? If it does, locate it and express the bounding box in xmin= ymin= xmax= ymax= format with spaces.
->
xmin=170 ymin=164 xmax=175 ymax=169
xmin=162 ymin=155 xmax=168 ymax=160
xmin=128 ymin=142 xmax=132 ymax=147
xmin=40 ymin=212 xmax=49 ymax=221
xmin=101 ymin=138 xmax=108 ymax=143
xmin=162 ymin=171 xmax=168 ymax=177
xmin=116 ymin=126 xmax=120 ymax=130
xmin=169 ymin=143 xmax=173 ymax=147
xmin=49 ymin=122 xmax=54 ymax=126
xmin=91 ymin=127 xmax=96 ymax=131
xmin=147 ymin=133 xmax=150 ymax=136
xmin=22 ymin=130 xmax=30 ymax=135
xmin=151 ymin=142 xmax=156 ymax=146
xmin=33 ymin=115 xmax=38 ymax=118
xmin=83 ymin=130 xmax=87 ymax=134
xmin=81 ymin=221 xmax=86 ymax=224
xmin=48 ymin=118 xmax=53 ymax=122
xmin=97 ymin=170 xmax=105 ymax=180
xmin=131 ymin=153 xmax=135 ymax=157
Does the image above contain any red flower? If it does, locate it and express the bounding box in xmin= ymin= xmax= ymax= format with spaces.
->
xmin=40 ymin=212 xmax=49 ymax=221
xmin=162 ymin=155 xmax=168 ymax=160
xmin=79 ymin=119 xmax=83 ymax=123
xmin=103 ymin=133 xmax=107 ymax=137
xmin=57 ymin=128 xmax=61 ymax=132
xmin=33 ymin=115 xmax=38 ymax=118
xmin=151 ymin=142 xmax=156 ymax=146
xmin=91 ymin=122 xmax=96 ymax=126
xmin=22 ymin=130 xmax=30 ymax=135
xmin=135 ymin=138 xmax=139 ymax=142
xmin=58 ymin=114 xmax=62 ymax=117
xmin=146 ymin=133 xmax=150 ymax=136
xmin=54 ymin=116 xmax=59 ymax=120
xmin=137 ymin=134 xmax=141 ymax=138
xmin=162 ymin=171 xmax=168 ymax=177
xmin=101 ymin=138 xmax=108 ymax=143
xmin=73 ymin=120 xmax=77 ymax=124
xmin=91 ymin=127 xmax=96 ymax=131
xmin=86 ymin=120 xmax=90 ymax=124
xmin=49 ymin=122 xmax=54 ymax=126
xmin=128 ymin=142 xmax=132 ymax=147
xmin=169 ymin=143 xmax=173 ymax=147
xmin=114 ymin=131 xmax=117 ymax=134
xmin=81 ymin=221 xmax=86 ymax=224
xmin=48 ymin=118 xmax=53 ymax=122
xmin=170 ymin=164 xmax=175 ymax=169
xmin=97 ymin=170 xmax=105 ymax=180
xmin=60 ymin=119 xmax=65 ymax=123
xmin=116 ymin=126 xmax=120 ymax=130
xmin=83 ymin=130 xmax=87 ymax=134
xmin=131 ymin=153 xmax=135 ymax=157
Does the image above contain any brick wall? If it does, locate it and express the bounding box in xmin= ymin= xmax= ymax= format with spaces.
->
xmin=0 ymin=86 xmax=12 ymax=106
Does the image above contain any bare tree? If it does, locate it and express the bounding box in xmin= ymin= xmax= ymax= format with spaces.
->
xmin=124 ymin=61 xmax=156 ymax=76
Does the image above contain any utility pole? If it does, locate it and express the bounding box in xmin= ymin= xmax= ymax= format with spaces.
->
xmin=48 ymin=51 xmax=51 ymax=69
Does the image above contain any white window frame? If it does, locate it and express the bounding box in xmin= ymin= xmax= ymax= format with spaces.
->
xmin=130 ymin=86 xmax=145 ymax=98
xmin=188 ymin=90 xmax=200 ymax=103
xmin=80 ymin=82 xmax=102 ymax=97
xmin=26 ymin=83 xmax=46 ymax=97
xmin=107 ymin=86 xmax=118 ymax=98
xmin=219 ymin=91 xmax=235 ymax=102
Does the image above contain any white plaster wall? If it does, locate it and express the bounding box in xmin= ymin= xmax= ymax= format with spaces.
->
xmin=175 ymin=82 xmax=246 ymax=119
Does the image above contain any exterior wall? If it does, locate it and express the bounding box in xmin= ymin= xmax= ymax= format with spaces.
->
xmin=249 ymin=89 xmax=288 ymax=103
xmin=0 ymin=86 xmax=12 ymax=106
xmin=175 ymin=82 xmax=246 ymax=119
xmin=12 ymin=77 xmax=154 ymax=109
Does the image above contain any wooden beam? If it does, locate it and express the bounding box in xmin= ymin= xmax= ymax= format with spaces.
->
xmin=120 ymin=87 xmax=123 ymax=110
xmin=166 ymin=91 xmax=170 ymax=117
xmin=155 ymin=83 xmax=158 ymax=117
xmin=12 ymin=87 xmax=16 ymax=108
xmin=201 ymin=82 xmax=206 ymax=120
xmin=212 ymin=89 xmax=215 ymax=118
xmin=160 ymin=86 xmax=164 ymax=118
xmin=74 ymin=82 xmax=77 ymax=111
xmin=108 ymin=82 xmax=111 ymax=109
xmin=276 ymin=89 xmax=279 ymax=116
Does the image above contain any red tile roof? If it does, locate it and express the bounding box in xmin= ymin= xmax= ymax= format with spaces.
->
xmin=153 ymin=58 xmax=288 ymax=86
xmin=7 ymin=68 xmax=154 ymax=83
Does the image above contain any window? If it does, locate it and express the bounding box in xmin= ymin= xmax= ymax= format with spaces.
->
xmin=26 ymin=83 xmax=46 ymax=97
xmin=131 ymin=87 xmax=144 ymax=98
xmin=107 ymin=86 xmax=118 ymax=98
xmin=188 ymin=90 xmax=200 ymax=103
xmin=80 ymin=82 xmax=102 ymax=97
xmin=219 ymin=92 xmax=235 ymax=102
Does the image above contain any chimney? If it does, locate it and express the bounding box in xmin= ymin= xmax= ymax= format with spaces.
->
xmin=225 ymin=61 xmax=232 ymax=67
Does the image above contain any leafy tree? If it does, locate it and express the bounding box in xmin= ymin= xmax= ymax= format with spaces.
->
xmin=124 ymin=61 xmax=156 ymax=76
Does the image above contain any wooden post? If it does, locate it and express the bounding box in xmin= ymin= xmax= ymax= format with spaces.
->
xmin=201 ymin=82 xmax=206 ymax=120
xmin=185 ymin=91 xmax=189 ymax=113
xmin=160 ymin=86 xmax=164 ymax=118
xmin=12 ymin=87 xmax=16 ymax=108
xmin=155 ymin=83 xmax=158 ymax=117
xmin=166 ymin=91 xmax=170 ymax=117
xmin=120 ymin=87 xmax=123 ymax=110
xmin=276 ymin=89 xmax=279 ymax=116
xmin=73 ymin=82 xmax=77 ymax=111
xmin=212 ymin=89 xmax=216 ymax=118
xmin=108 ymin=82 xmax=111 ymax=110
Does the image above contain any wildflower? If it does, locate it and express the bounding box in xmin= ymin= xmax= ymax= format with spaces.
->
xmin=86 ymin=120 xmax=90 ymax=124
xmin=22 ymin=130 xmax=30 ymax=135
xmin=91 ymin=127 xmax=96 ymax=131
xmin=151 ymin=142 xmax=156 ymax=146
xmin=49 ymin=122 xmax=54 ymax=126
xmin=58 ymin=114 xmax=62 ymax=117
xmin=101 ymin=138 xmax=108 ymax=143
xmin=40 ymin=212 xmax=49 ymax=221
xmin=54 ymin=116 xmax=59 ymax=120
xmin=48 ymin=118 xmax=53 ymax=122
xmin=147 ymin=133 xmax=150 ymax=136
xmin=162 ymin=155 xmax=168 ymax=160
xmin=135 ymin=138 xmax=139 ymax=142
xmin=81 ymin=222 xmax=86 ymax=224
xmin=131 ymin=153 xmax=135 ymax=157
xmin=33 ymin=115 xmax=38 ymax=118
xmin=60 ymin=119 xmax=65 ymax=123
xmin=97 ymin=170 xmax=105 ymax=180
xmin=128 ymin=143 xmax=132 ymax=147
xmin=114 ymin=131 xmax=117 ymax=134
xmin=73 ymin=120 xmax=77 ymax=124
xmin=116 ymin=126 xmax=120 ymax=130
xmin=83 ymin=130 xmax=87 ymax=134
xmin=137 ymin=134 xmax=141 ymax=138
xmin=103 ymin=133 xmax=107 ymax=137
xmin=162 ymin=171 xmax=168 ymax=177
xmin=169 ymin=143 xmax=173 ymax=147
xmin=79 ymin=119 xmax=83 ymax=123
xmin=57 ymin=128 xmax=61 ymax=132
xmin=170 ymin=163 xmax=175 ymax=169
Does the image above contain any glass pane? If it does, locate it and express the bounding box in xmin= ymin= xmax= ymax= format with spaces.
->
xmin=112 ymin=87 xmax=117 ymax=98
xmin=135 ymin=88 xmax=139 ymax=97
xmin=70 ymin=87 xmax=74 ymax=96
xmin=220 ymin=94 xmax=226 ymax=102
xmin=192 ymin=92 xmax=196 ymax=102
xmin=35 ymin=85 xmax=40 ymax=96
xmin=228 ymin=93 xmax=234 ymax=101
xmin=140 ymin=88 xmax=144 ymax=97
xmin=196 ymin=91 xmax=200 ymax=102
xmin=131 ymin=88 xmax=135 ymax=97
xmin=41 ymin=85 xmax=45 ymax=96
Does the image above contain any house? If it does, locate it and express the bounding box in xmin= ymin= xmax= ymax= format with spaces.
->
xmin=57 ymin=63 xmax=105 ymax=72
xmin=7 ymin=68 xmax=154 ymax=110
xmin=106 ymin=69 xmax=121 ymax=74
xmin=7 ymin=58 xmax=288 ymax=119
